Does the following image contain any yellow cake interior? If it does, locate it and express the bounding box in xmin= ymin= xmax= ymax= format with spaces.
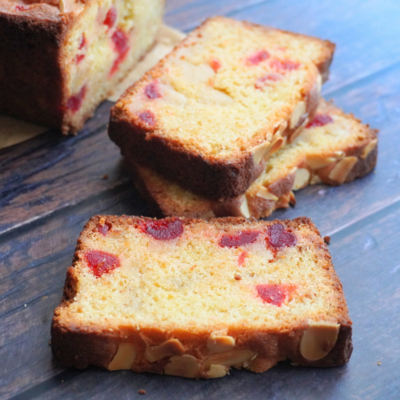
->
xmin=61 ymin=218 xmax=344 ymax=333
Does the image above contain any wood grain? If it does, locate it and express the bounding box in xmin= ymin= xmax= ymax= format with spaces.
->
xmin=2 ymin=0 xmax=400 ymax=237
xmin=2 ymin=192 xmax=399 ymax=399
xmin=1 ymin=0 xmax=399 ymax=399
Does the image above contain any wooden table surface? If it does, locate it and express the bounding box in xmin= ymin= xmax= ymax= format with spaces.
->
xmin=1 ymin=0 xmax=400 ymax=398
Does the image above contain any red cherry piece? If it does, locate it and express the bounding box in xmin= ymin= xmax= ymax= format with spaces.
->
xmin=220 ymin=231 xmax=259 ymax=248
xmin=75 ymin=54 xmax=85 ymax=64
xmin=66 ymin=85 xmax=87 ymax=112
xmin=306 ymin=114 xmax=334 ymax=129
xmin=112 ymin=28 xmax=129 ymax=55
xmin=78 ymin=34 xmax=86 ymax=50
xmin=270 ymin=59 xmax=299 ymax=71
xmin=238 ymin=251 xmax=248 ymax=267
xmin=138 ymin=110 xmax=156 ymax=126
xmin=104 ymin=6 xmax=117 ymax=29
xmin=98 ymin=222 xmax=112 ymax=236
xmin=142 ymin=219 xmax=184 ymax=240
xmin=247 ymin=50 xmax=270 ymax=65
xmin=84 ymin=250 xmax=120 ymax=278
xmin=267 ymin=224 xmax=297 ymax=249
xmin=256 ymin=284 xmax=297 ymax=306
xmin=110 ymin=29 xmax=130 ymax=76
xmin=15 ymin=5 xmax=28 ymax=11
xmin=210 ymin=58 xmax=221 ymax=72
xmin=144 ymin=82 xmax=161 ymax=100
xmin=257 ymin=284 xmax=286 ymax=306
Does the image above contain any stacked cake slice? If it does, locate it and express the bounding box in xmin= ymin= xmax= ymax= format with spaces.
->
xmin=126 ymin=100 xmax=378 ymax=219
xmin=108 ymin=17 xmax=377 ymax=217
xmin=109 ymin=16 xmax=335 ymax=200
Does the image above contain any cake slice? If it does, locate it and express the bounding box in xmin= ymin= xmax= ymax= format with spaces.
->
xmin=109 ymin=16 xmax=335 ymax=199
xmin=0 ymin=0 xmax=164 ymax=134
xmin=127 ymin=100 xmax=378 ymax=219
xmin=52 ymin=216 xmax=352 ymax=378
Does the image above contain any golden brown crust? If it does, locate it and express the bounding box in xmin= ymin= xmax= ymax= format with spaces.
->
xmin=126 ymin=100 xmax=378 ymax=220
xmin=52 ymin=216 xmax=352 ymax=377
xmin=109 ymin=17 xmax=333 ymax=200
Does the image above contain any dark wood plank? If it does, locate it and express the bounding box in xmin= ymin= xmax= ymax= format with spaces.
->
xmin=0 ymin=102 xmax=126 ymax=235
xmin=1 ymin=0 xmax=399 ymax=398
xmin=3 ymin=190 xmax=399 ymax=399
xmin=0 ymin=186 xmax=148 ymax=399
xmin=164 ymin=0 xmax=268 ymax=31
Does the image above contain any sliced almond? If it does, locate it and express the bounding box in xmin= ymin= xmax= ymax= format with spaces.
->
xmin=240 ymin=196 xmax=250 ymax=218
xmin=252 ymin=141 xmax=271 ymax=165
xmin=328 ymin=156 xmax=358 ymax=184
xmin=290 ymin=101 xmax=306 ymax=129
xmin=59 ymin=0 xmax=65 ymax=13
xmin=108 ymin=343 xmax=137 ymax=371
xmin=300 ymin=321 xmax=340 ymax=361
xmin=360 ymin=139 xmax=378 ymax=159
xmin=334 ymin=150 xmax=345 ymax=157
xmin=293 ymin=168 xmax=310 ymax=191
xmin=164 ymin=355 xmax=200 ymax=378
xmin=307 ymin=156 xmax=336 ymax=169
xmin=145 ymin=338 xmax=185 ymax=363
xmin=181 ymin=62 xmax=215 ymax=84
xmin=277 ymin=121 xmax=288 ymax=136
xmin=203 ymin=349 xmax=256 ymax=370
xmin=256 ymin=186 xmax=279 ymax=201
xmin=310 ymin=174 xmax=322 ymax=185
xmin=206 ymin=364 xmax=228 ymax=378
xmin=289 ymin=122 xmax=307 ymax=143
xmin=207 ymin=333 xmax=235 ymax=354
xmin=316 ymin=74 xmax=322 ymax=93
xmin=263 ymin=135 xmax=285 ymax=161
xmin=201 ymin=210 xmax=216 ymax=219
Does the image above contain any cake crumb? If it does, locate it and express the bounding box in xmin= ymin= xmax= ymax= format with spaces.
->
xmin=377 ymin=361 xmax=381 ymax=366
xmin=234 ymin=274 xmax=242 ymax=281
xmin=139 ymin=389 xmax=146 ymax=395
xmin=48 ymin=341 xmax=51 ymax=346
xmin=323 ymin=236 xmax=331 ymax=244
xmin=42 ymin=296 xmax=48 ymax=300
xmin=102 ymin=174 xmax=109 ymax=180
xmin=24 ymin=304 xmax=27 ymax=308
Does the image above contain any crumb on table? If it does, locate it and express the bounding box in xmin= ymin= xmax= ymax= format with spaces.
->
xmin=323 ymin=236 xmax=331 ymax=244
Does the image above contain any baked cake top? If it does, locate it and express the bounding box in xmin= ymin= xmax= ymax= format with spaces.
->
xmin=112 ymin=17 xmax=334 ymax=160
xmin=0 ymin=0 xmax=85 ymax=16
xmin=55 ymin=216 xmax=349 ymax=335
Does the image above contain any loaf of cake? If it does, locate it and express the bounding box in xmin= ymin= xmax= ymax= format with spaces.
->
xmin=0 ymin=0 xmax=164 ymax=134
xmin=109 ymin=17 xmax=335 ymax=199
xmin=52 ymin=215 xmax=352 ymax=378
xmin=127 ymin=100 xmax=378 ymax=219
